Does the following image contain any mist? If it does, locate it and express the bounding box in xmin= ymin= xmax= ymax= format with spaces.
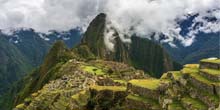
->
xmin=0 ymin=0 xmax=220 ymax=46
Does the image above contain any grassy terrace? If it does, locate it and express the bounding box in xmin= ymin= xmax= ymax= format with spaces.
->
xmin=129 ymin=79 xmax=161 ymax=90
xmin=90 ymin=85 xmax=126 ymax=91
xmin=171 ymin=71 xmax=182 ymax=80
xmin=81 ymin=65 xmax=106 ymax=75
xmin=200 ymin=69 xmax=220 ymax=76
xmin=186 ymin=82 xmax=220 ymax=105
xmin=184 ymin=64 xmax=199 ymax=68
xmin=181 ymin=67 xmax=199 ymax=74
xmin=181 ymin=96 xmax=207 ymax=110
xmin=181 ymin=67 xmax=220 ymax=85
xmin=201 ymin=59 xmax=220 ymax=64
xmin=168 ymin=102 xmax=185 ymax=110
xmin=126 ymin=95 xmax=160 ymax=108
xmin=181 ymin=66 xmax=220 ymax=86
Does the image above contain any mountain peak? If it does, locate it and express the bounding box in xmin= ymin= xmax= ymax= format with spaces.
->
xmin=81 ymin=13 xmax=107 ymax=57
xmin=79 ymin=13 xmax=180 ymax=77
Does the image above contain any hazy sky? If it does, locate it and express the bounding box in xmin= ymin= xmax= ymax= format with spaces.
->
xmin=0 ymin=0 xmax=220 ymax=46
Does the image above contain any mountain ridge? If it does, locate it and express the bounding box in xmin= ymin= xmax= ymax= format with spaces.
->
xmin=80 ymin=13 xmax=180 ymax=77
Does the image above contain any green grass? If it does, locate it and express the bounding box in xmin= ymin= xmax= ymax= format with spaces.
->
xmin=90 ymin=85 xmax=126 ymax=91
xmin=200 ymin=69 xmax=220 ymax=76
xmin=184 ymin=64 xmax=199 ymax=69
xmin=181 ymin=65 xmax=220 ymax=86
xmin=172 ymin=71 xmax=182 ymax=80
xmin=181 ymin=96 xmax=207 ymax=110
xmin=16 ymin=103 xmax=25 ymax=109
xmin=126 ymin=94 xmax=160 ymax=109
xmin=181 ymin=67 xmax=199 ymax=74
xmin=186 ymin=82 xmax=220 ymax=106
xmin=81 ymin=65 xmax=106 ymax=75
xmin=186 ymin=69 xmax=220 ymax=86
xmin=127 ymin=94 xmax=157 ymax=103
xmin=201 ymin=59 xmax=220 ymax=64
xmin=161 ymin=73 xmax=168 ymax=79
xmin=168 ymin=102 xmax=185 ymax=110
xmin=129 ymin=79 xmax=161 ymax=90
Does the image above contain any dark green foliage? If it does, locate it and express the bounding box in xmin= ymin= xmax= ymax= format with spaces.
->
xmin=14 ymin=41 xmax=74 ymax=105
xmin=82 ymin=13 xmax=106 ymax=58
xmin=13 ymin=30 xmax=51 ymax=67
xmin=0 ymin=29 xmax=81 ymax=110
xmin=73 ymin=44 xmax=96 ymax=60
xmin=0 ymin=37 xmax=31 ymax=94
xmin=129 ymin=36 xmax=172 ymax=77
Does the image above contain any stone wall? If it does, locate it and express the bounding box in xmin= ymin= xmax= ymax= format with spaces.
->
xmin=88 ymin=88 xmax=127 ymax=110
xmin=125 ymin=97 xmax=160 ymax=110
xmin=127 ymin=83 xmax=159 ymax=100
xmin=187 ymin=86 xmax=219 ymax=108
xmin=199 ymin=71 xmax=220 ymax=82
xmin=188 ymin=76 xmax=214 ymax=95
xmin=200 ymin=62 xmax=220 ymax=70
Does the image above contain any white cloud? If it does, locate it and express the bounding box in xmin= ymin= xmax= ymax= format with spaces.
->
xmin=0 ymin=0 xmax=220 ymax=46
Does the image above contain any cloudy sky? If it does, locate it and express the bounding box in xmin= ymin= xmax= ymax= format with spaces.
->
xmin=0 ymin=0 xmax=220 ymax=46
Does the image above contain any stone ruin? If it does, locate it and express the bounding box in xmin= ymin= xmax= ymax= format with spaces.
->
xmin=14 ymin=59 xmax=220 ymax=110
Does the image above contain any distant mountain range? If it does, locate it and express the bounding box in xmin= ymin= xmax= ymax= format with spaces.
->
xmin=7 ymin=13 xmax=178 ymax=110
xmin=0 ymin=12 xmax=219 ymax=110
xmin=164 ymin=32 xmax=220 ymax=64
xmin=0 ymin=28 xmax=81 ymax=96
xmin=4 ymin=13 xmax=219 ymax=110
xmin=163 ymin=12 xmax=220 ymax=64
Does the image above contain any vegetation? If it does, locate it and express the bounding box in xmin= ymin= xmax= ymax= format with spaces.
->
xmin=127 ymin=94 xmax=158 ymax=104
xmin=201 ymin=59 xmax=220 ymax=64
xmin=90 ymin=85 xmax=126 ymax=91
xmin=81 ymin=65 xmax=106 ymax=75
xmin=200 ymin=69 xmax=220 ymax=76
xmin=168 ymin=102 xmax=185 ymax=110
xmin=184 ymin=64 xmax=199 ymax=68
xmin=129 ymin=79 xmax=161 ymax=90
xmin=81 ymin=13 xmax=181 ymax=78
xmin=181 ymin=96 xmax=207 ymax=110
xmin=3 ymin=12 xmax=219 ymax=110
xmin=164 ymin=33 xmax=220 ymax=64
xmin=72 ymin=90 xmax=90 ymax=106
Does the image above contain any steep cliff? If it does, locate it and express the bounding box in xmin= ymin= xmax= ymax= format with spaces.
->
xmin=81 ymin=13 xmax=180 ymax=77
